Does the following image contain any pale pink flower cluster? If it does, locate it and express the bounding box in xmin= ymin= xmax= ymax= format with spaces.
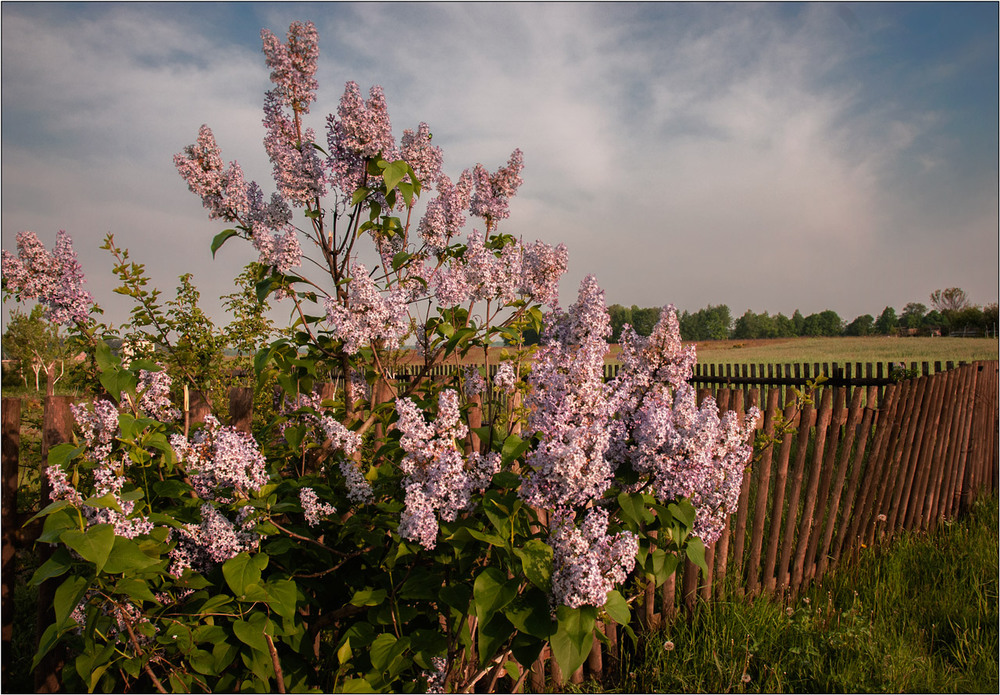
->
xmin=423 ymin=656 xmax=448 ymax=694
xmin=138 ymin=367 xmax=180 ymax=421
xmin=327 ymin=82 xmax=398 ymax=197
xmin=318 ymin=416 xmax=374 ymax=504
xmin=492 ymin=362 xmax=518 ymax=393
xmin=56 ymin=400 xmax=153 ymax=538
xmin=432 ymin=234 xmax=568 ymax=309
xmin=463 ymin=366 xmax=485 ymax=398
xmin=261 ymin=21 xmax=319 ymax=113
xmin=299 ymin=487 xmax=337 ymax=527
xmin=520 ymin=276 xmax=614 ymax=509
xmin=400 ymin=122 xmax=443 ymax=192
xmin=550 ymin=507 xmax=638 ymax=609
xmin=169 ymin=504 xmax=259 ymax=576
xmin=1 ymin=230 xmax=93 ymax=325
xmin=170 ymin=416 xmax=269 ymax=502
xmin=395 ymin=390 xmax=499 ymax=549
xmin=470 ymin=150 xmax=524 ymax=223
xmin=174 ymin=126 xmax=248 ymax=220
xmin=263 ymin=92 xmax=328 ymax=206
xmin=417 ymin=171 xmax=474 ymax=252
xmin=325 ymin=264 xmax=411 ymax=353
xmin=608 ymin=306 xmax=760 ymax=543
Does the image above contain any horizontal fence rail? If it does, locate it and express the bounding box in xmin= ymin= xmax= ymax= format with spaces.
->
xmin=3 ymin=360 xmax=997 ymax=690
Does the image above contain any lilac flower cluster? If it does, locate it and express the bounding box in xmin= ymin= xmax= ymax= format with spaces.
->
xmin=325 ymin=264 xmax=411 ymax=354
xmin=492 ymin=361 xmax=518 ymax=393
xmin=61 ymin=400 xmax=153 ymax=538
xmin=400 ymin=122 xmax=443 ymax=192
xmin=470 ymin=150 xmax=524 ymax=224
xmin=261 ymin=21 xmax=319 ymax=113
xmin=1 ymin=230 xmax=93 ymax=325
xmin=432 ymin=234 xmax=568 ymax=309
xmin=327 ymin=82 xmax=398 ymax=197
xmin=395 ymin=390 xmax=499 ymax=549
xmin=299 ymin=487 xmax=337 ymax=527
xmin=138 ymin=367 xmax=181 ymax=421
xmin=549 ymin=507 xmax=638 ymax=609
xmin=169 ymin=503 xmax=259 ymax=576
xmin=463 ymin=366 xmax=485 ymax=398
xmin=263 ymin=92 xmax=328 ymax=206
xmin=608 ymin=306 xmax=761 ymax=543
xmin=318 ymin=416 xmax=374 ymax=504
xmin=423 ymin=656 xmax=448 ymax=694
xmin=417 ymin=171 xmax=474 ymax=252
xmin=170 ymin=416 xmax=269 ymax=502
xmin=520 ymin=276 xmax=615 ymax=509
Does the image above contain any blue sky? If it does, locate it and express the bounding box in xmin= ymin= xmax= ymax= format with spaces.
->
xmin=2 ymin=1 xmax=997 ymax=332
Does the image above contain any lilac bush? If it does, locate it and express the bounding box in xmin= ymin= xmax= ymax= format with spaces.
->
xmin=7 ymin=20 xmax=760 ymax=694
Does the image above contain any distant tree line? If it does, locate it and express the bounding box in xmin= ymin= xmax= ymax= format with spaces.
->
xmin=607 ymin=288 xmax=999 ymax=342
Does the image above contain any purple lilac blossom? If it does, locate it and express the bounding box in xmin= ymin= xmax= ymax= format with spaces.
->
xmin=550 ymin=507 xmax=638 ymax=609
xmin=299 ymin=487 xmax=337 ymax=527
xmin=607 ymin=306 xmax=761 ymax=543
xmin=463 ymin=366 xmax=485 ymax=398
xmin=326 ymin=82 xmax=398 ymax=198
xmin=138 ymin=367 xmax=181 ymax=421
xmin=261 ymin=21 xmax=319 ymax=113
xmin=492 ymin=362 xmax=517 ymax=393
xmin=417 ymin=170 xmax=473 ymax=253
xmin=520 ymin=275 xmax=615 ymax=508
xmin=400 ymin=122 xmax=443 ymax=192
xmin=469 ymin=149 xmax=524 ymax=223
xmin=324 ymin=263 xmax=411 ymax=354
xmin=395 ymin=390 xmax=499 ymax=549
xmin=519 ymin=240 xmax=569 ymax=308
xmin=262 ymin=91 xmax=328 ymax=206
xmin=170 ymin=416 xmax=269 ymax=502
xmin=1 ymin=231 xmax=93 ymax=325
xmin=169 ymin=503 xmax=259 ymax=576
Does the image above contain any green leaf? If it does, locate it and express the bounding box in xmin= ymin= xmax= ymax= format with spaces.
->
xmin=381 ymin=160 xmax=409 ymax=193
xmin=478 ymin=613 xmax=515 ymax=667
xmin=114 ymin=577 xmax=158 ymax=604
xmin=29 ymin=547 xmax=73 ymax=585
xmin=60 ymin=524 xmax=115 ymax=573
xmin=391 ymin=251 xmax=411 ymax=272
xmin=349 ymin=587 xmax=387 ymax=607
xmin=211 ymin=229 xmax=240 ymax=258
xmin=189 ymin=648 xmax=219 ymax=676
xmin=47 ymin=444 xmax=85 ymax=471
xmin=603 ymin=590 xmax=630 ymax=626
xmin=337 ymin=638 xmax=352 ymax=666
xmin=503 ymin=588 xmax=555 ymax=639
xmin=501 ymin=435 xmax=530 ymax=466
xmin=222 ymin=552 xmax=263 ymax=597
xmin=83 ymin=491 xmax=123 ymax=514
xmin=53 ymin=574 xmax=91 ymax=629
xmin=669 ymin=499 xmax=697 ymax=529
xmin=618 ymin=492 xmax=654 ymax=529
xmin=233 ymin=618 xmax=268 ymax=654
xmin=514 ymin=539 xmax=553 ymax=592
xmin=350 ymin=186 xmax=370 ymax=207
xmin=685 ymin=536 xmax=708 ymax=574
xmin=265 ymin=579 xmax=298 ymax=620
xmin=550 ymin=605 xmax=597 ymax=678
xmin=473 ymin=568 xmax=518 ymax=624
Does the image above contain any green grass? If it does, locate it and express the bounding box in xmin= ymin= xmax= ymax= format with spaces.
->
xmin=692 ymin=336 xmax=998 ymax=367
xmin=576 ymin=492 xmax=999 ymax=694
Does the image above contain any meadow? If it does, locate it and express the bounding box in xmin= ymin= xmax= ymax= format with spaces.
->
xmin=692 ymin=335 xmax=998 ymax=366
xmin=572 ymin=492 xmax=999 ymax=694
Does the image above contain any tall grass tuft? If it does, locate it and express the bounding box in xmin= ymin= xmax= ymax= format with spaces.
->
xmin=573 ymin=492 xmax=998 ymax=693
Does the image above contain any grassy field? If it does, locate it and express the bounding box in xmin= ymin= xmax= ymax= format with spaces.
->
xmin=573 ymin=492 xmax=999 ymax=694
xmin=691 ymin=335 xmax=998 ymax=366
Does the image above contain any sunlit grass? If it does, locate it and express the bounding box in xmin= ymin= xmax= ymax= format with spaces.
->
xmin=572 ymin=492 xmax=999 ymax=694
xmin=692 ymin=336 xmax=998 ymax=367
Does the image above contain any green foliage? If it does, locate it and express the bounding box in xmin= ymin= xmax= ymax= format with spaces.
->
xmin=679 ymin=305 xmax=732 ymax=341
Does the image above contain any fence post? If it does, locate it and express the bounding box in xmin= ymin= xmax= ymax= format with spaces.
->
xmin=36 ymin=395 xmax=73 ymax=693
xmin=228 ymin=386 xmax=253 ymax=434
xmin=2 ymin=397 xmax=22 ymax=682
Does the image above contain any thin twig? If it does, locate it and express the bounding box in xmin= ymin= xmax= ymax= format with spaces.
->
xmin=264 ymin=633 xmax=287 ymax=694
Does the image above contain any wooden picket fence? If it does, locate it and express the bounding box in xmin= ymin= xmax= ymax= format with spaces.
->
xmin=2 ymin=360 xmax=997 ymax=690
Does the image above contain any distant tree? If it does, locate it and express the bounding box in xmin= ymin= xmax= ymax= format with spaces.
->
xmin=900 ymin=302 xmax=927 ymax=330
xmin=2 ymin=305 xmax=69 ymax=393
xmin=802 ymin=310 xmax=843 ymax=337
xmin=791 ymin=309 xmax=805 ymax=336
xmin=733 ymin=310 xmax=780 ymax=339
xmin=607 ymin=304 xmax=632 ymax=342
xmin=844 ymin=314 xmax=875 ymax=336
xmin=930 ymin=288 xmax=970 ymax=313
xmin=630 ymin=305 xmax=661 ymax=337
xmin=679 ymin=304 xmax=731 ymax=341
xmin=983 ymin=303 xmax=998 ymax=337
xmin=875 ymin=306 xmax=897 ymax=335
xmin=921 ymin=310 xmax=944 ymax=333
xmin=772 ymin=313 xmax=797 ymax=337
